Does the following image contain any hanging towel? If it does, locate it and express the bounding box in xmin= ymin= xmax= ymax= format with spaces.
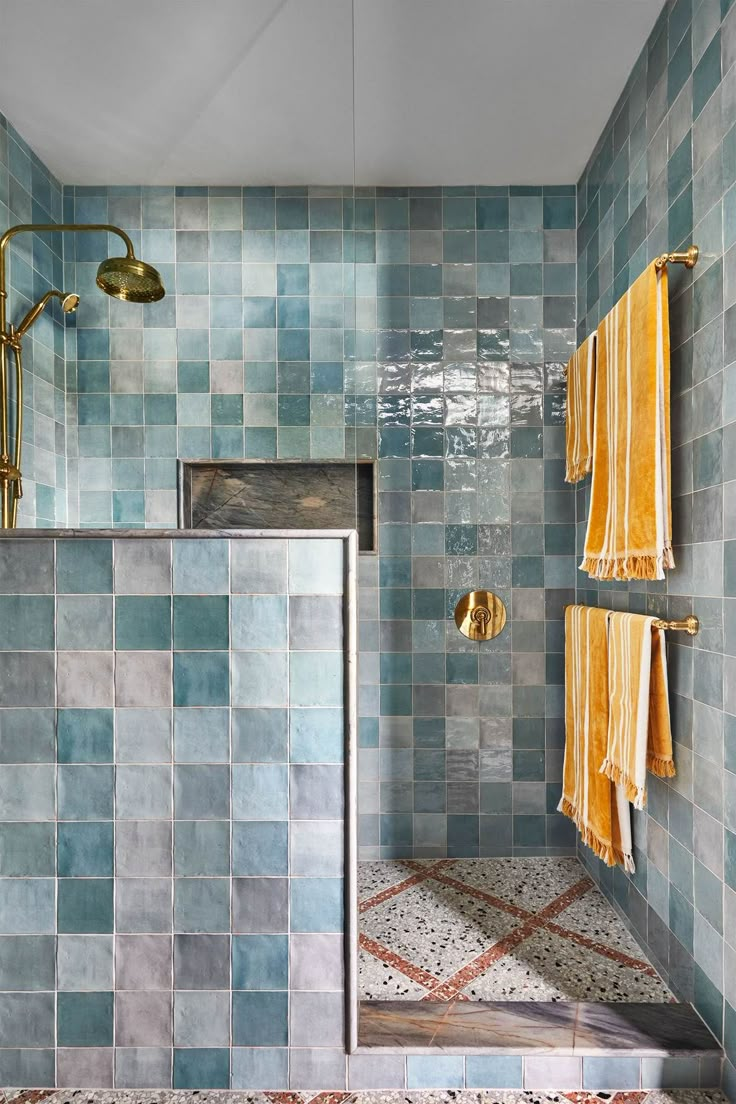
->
xmin=558 ymin=605 xmax=634 ymax=872
xmin=581 ymin=262 xmax=673 ymax=580
xmin=565 ymin=333 xmax=596 ymax=482
xmin=602 ymin=612 xmax=675 ymax=809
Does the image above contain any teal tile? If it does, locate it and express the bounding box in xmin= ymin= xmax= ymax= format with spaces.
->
xmin=58 ymin=879 xmax=113 ymax=933
xmin=0 ymin=823 xmax=55 ymax=876
xmin=290 ymin=708 xmax=343 ymax=762
xmin=289 ymin=652 xmax=342 ymax=706
xmin=175 ymin=821 xmax=230 ymax=876
xmin=173 ymin=540 xmax=229 ymax=594
xmin=58 ymin=765 xmax=113 ymax=820
xmin=174 ymin=595 xmax=229 ymax=650
xmin=232 ymin=934 xmax=288 ymax=989
xmin=0 ymin=597 xmax=54 ymax=650
xmin=57 ymin=710 xmax=114 ymax=763
xmin=57 ymin=991 xmax=113 ymax=1047
xmin=56 ymin=540 xmax=112 ymax=593
xmin=174 ymin=877 xmax=230 ymax=932
xmin=57 ymin=595 xmax=113 ymax=650
xmin=58 ymin=822 xmax=114 ymax=876
xmin=232 ymin=821 xmax=288 ymax=875
xmin=174 ymin=652 xmax=230 ymax=706
xmin=407 ymin=1056 xmax=464 ymax=1089
xmin=231 ymin=595 xmax=287 ymax=649
xmin=0 ymin=709 xmax=55 ymax=763
xmin=233 ymin=764 xmax=288 ymax=820
xmin=231 ymin=652 xmax=288 ymax=707
xmin=174 ymin=708 xmax=229 ymax=762
xmin=116 ymin=596 xmax=172 ymax=650
xmin=232 ymin=709 xmax=288 ymax=762
xmin=290 ymin=878 xmax=343 ymax=932
xmin=232 ymin=991 xmax=287 ymax=1046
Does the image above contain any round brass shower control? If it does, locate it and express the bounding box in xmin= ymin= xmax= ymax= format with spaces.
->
xmin=454 ymin=590 xmax=507 ymax=641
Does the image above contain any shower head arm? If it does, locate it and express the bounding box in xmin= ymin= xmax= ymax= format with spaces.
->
xmin=0 ymin=222 xmax=136 ymax=329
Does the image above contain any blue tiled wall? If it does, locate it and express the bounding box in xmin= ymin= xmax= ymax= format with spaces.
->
xmin=0 ymin=114 xmax=65 ymax=526
xmin=60 ymin=183 xmax=578 ymax=859
xmin=0 ymin=533 xmax=347 ymax=1090
xmin=575 ymin=0 xmax=736 ymax=1092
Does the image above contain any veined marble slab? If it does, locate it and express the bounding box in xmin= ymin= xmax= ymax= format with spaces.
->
xmin=182 ymin=460 xmax=375 ymax=549
xmin=358 ymin=1001 xmax=721 ymax=1057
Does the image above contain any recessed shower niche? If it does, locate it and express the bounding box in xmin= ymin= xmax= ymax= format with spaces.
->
xmin=179 ymin=459 xmax=376 ymax=550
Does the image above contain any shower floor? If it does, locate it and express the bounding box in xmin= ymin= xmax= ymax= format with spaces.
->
xmin=358 ymin=857 xmax=673 ymax=1002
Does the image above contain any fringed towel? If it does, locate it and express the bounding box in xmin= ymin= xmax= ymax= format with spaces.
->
xmin=565 ymin=333 xmax=596 ymax=482
xmin=602 ymin=612 xmax=675 ymax=809
xmin=581 ymin=262 xmax=673 ymax=580
xmin=558 ymin=605 xmax=634 ymax=872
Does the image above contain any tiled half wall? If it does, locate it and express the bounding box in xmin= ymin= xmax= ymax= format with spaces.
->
xmin=0 ymin=533 xmax=352 ymax=1090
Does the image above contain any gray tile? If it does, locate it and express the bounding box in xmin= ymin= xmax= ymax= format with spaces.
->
xmin=114 ymin=539 xmax=172 ymax=594
xmin=233 ymin=876 xmax=288 ymax=932
xmin=115 ymin=651 xmax=172 ymax=707
xmin=0 ymin=652 xmax=55 ymax=707
xmin=116 ymin=934 xmax=172 ymax=990
xmin=115 ymin=1047 xmax=173 ymax=1089
xmin=290 ymin=764 xmax=344 ymax=819
xmin=57 ymin=1047 xmax=114 ymax=1088
xmin=290 ymin=933 xmax=344 ymax=990
xmin=289 ymin=990 xmax=345 ymax=1046
xmin=57 ymin=651 xmax=114 ymax=707
xmin=0 ymin=540 xmax=54 ymax=593
xmin=289 ymin=595 xmax=343 ymax=649
xmin=116 ymin=990 xmax=172 ymax=1046
xmin=115 ymin=821 xmax=172 ymax=876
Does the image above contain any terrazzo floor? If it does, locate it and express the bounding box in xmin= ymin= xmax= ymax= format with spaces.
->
xmin=358 ymin=857 xmax=673 ymax=1002
xmin=2 ymin=1089 xmax=726 ymax=1104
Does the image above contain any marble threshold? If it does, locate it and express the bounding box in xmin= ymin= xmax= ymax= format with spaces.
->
xmin=357 ymin=1001 xmax=722 ymax=1057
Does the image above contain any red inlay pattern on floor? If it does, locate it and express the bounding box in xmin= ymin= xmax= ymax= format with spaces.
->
xmin=359 ymin=860 xmax=662 ymax=1000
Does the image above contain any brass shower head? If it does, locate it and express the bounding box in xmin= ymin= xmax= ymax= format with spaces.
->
xmin=61 ymin=293 xmax=80 ymax=313
xmin=96 ymin=255 xmax=165 ymax=303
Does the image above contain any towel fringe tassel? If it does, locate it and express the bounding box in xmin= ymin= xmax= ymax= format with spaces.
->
xmin=565 ymin=457 xmax=592 ymax=484
xmin=599 ymin=758 xmax=647 ymax=810
xmin=580 ymin=549 xmax=674 ymax=581
xmin=647 ymin=752 xmax=676 ymax=778
xmin=557 ymin=796 xmax=633 ymax=872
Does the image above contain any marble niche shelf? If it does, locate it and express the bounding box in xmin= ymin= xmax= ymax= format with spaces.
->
xmin=178 ymin=459 xmax=376 ymax=550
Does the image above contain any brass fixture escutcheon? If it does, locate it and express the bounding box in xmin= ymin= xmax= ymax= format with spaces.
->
xmin=454 ymin=590 xmax=507 ymax=641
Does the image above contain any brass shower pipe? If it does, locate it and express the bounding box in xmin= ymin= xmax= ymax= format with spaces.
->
xmin=0 ymin=223 xmax=165 ymax=528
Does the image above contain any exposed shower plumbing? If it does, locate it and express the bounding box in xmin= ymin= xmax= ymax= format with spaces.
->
xmin=0 ymin=222 xmax=166 ymax=528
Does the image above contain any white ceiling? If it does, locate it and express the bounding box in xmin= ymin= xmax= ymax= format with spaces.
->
xmin=0 ymin=0 xmax=664 ymax=186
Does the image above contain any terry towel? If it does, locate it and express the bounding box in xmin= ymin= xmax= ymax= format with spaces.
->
xmin=602 ymin=611 xmax=674 ymax=809
xmin=565 ymin=333 xmax=596 ymax=483
xmin=581 ymin=262 xmax=673 ymax=580
xmin=558 ymin=604 xmax=634 ymax=872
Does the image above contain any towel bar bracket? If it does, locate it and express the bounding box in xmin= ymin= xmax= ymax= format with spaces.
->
xmin=652 ymin=615 xmax=699 ymax=635
xmin=654 ymin=245 xmax=699 ymax=270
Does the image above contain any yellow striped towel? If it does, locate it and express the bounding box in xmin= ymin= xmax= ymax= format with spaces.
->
xmin=558 ymin=605 xmax=634 ymax=872
xmin=581 ymin=262 xmax=674 ymax=580
xmin=565 ymin=333 xmax=596 ymax=482
xmin=602 ymin=611 xmax=675 ymax=809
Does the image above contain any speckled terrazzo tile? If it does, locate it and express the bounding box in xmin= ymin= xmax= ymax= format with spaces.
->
xmin=552 ymin=890 xmax=674 ymax=979
xmin=460 ymin=927 xmax=673 ymax=1002
xmin=359 ymin=943 xmax=433 ymax=999
xmin=445 ymin=857 xmax=587 ymax=912
xmin=358 ymin=859 xmax=419 ymax=901
xmin=361 ymin=879 xmax=522 ymax=982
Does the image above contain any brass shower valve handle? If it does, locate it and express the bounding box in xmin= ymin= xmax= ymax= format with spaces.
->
xmin=454 ymin=590 xmax=507 ymax=641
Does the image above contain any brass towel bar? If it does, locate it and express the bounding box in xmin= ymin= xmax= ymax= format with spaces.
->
xmin=564 ymin=608 xmax=699 ymax=636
